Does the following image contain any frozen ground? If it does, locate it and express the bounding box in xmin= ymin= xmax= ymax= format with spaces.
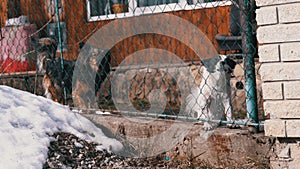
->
xmin=0 ymin=85 xmax=122 ymax=169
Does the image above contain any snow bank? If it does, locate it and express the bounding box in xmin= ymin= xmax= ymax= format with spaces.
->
xmin=0 ymin=85 xmax=122 ymax=169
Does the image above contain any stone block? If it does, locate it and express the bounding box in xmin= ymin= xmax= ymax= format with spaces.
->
xmin=257 ymin=24 xmax=300 ymax=44
xmin=262 ymin=82 xmax=283 ymax=100
xmin=260 ymin=62 xmax=300 ymax=81
xmin=264 ymin=100 xmax=300 ymax=118
xmin=286 ymin=120 xmax=300 ymax=137
xmin=284 ymin=81 xmax=300 ymax=99
xmin=258 ymin=44 xmax=280 ymax=62
xmin=256 ymin=0 xmax=300 ymax=7
xmin=264 ymin=119 xmax=286 ymax=137
xmin=278 ymin=3 xmax=300 ymax=23
xmin=256 ymin=6 xmax=277 ymax=26
xmin=281 ymin=43 xmax=300 ymax=61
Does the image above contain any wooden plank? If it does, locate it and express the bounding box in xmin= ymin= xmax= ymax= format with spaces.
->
xmin=0 ymin=0 xmax=8 ymax=27
xmin=0 ymin=71 xmax=38 ymax=78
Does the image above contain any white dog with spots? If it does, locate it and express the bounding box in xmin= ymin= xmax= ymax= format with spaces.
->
xmin=186 ymin=55 xmax=236 ymax=130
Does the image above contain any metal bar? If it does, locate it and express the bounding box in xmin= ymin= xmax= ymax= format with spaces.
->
xmin=71 ymin=107 xmax=264 ymax=127
xmin=240 ymin=0 xmax=259 ymax=129
xmin=55 ymin=0 xmax=67 ymax=104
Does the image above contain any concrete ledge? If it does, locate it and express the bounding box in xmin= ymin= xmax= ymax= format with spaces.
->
xmin=83 ymin=114 xmax=271 ymax=167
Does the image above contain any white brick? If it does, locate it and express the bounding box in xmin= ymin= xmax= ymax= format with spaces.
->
xmin=284 ymin=81 xmax=300 ymax=99
xmin=257 ymin=23 xmax=300 ymax=44
xmin=256 ymin=0 xmax=300 ymax=7
xmin=278 ymin=3 xmax=300 ymax=23
xmin=258 ymin=44 xmax=279 ymax=62
xmin=281 ymin=43 xmax=300 ymax=61
xmin=264 ymin=119 xmax=286 ymax=137
xmin=262 ymin=82 xmax=283 ymax=100
xmin=264 ymin=100 xmax=300 ymax=118
xmin=260 ymin=62 xmax=300 ymax=81
xmin=286 ymin=120 xmax=300 ymax=137
xmin=256 ymin=6 xmax=277 ymax=26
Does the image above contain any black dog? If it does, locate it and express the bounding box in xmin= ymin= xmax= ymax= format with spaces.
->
xmin=36 ymin=38 xmax=74 ymax=104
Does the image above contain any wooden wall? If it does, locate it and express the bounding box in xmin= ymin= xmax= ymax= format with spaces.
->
xmin=2 ymin=0 xmax=231 ymax=66
xmin=110 ymin=8 xmax=231 ymax=66
xmin=0 ymin=0 xmax=21 ymax=27
xmin=1 ymin=0 xmax=48 ymax=36
xmin=0 ymin=0 xmax=8 ymax=27
xmin=63 ymin=1 xmax=231 ymax=66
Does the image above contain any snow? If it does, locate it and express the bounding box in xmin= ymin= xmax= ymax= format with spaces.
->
xmin=95 ymin=110 xmax=111 ymax=115
xmin=74 ymin=141 xmax=84 ymax=148
xmin=0 ymin=85 xmax=123 ymax=169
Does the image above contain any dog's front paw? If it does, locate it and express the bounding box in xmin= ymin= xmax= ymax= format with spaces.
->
xmin=227 ymin=123 xmax=239 ymax=129
xmin=203 ymin=122 xmax=216 ymax=131
xmin=226 ymin=118 xmax=240 ymax=129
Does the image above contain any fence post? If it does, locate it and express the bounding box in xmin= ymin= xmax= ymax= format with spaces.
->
xmin=241 ymin=0 xmax=259 ymax=129
xmin=55 ymin=0 xmax=67 ymax=104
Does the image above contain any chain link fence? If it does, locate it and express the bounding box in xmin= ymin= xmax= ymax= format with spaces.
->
xmin=0 ymin=0 xmax=264 ymax=127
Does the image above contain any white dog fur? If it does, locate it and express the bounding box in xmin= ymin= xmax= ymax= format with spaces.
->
xmin=186 ymin=55 xmax=236 ymax=130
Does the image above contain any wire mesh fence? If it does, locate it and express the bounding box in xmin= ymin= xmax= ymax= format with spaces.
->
xmin=0 ymin=0 xmax=264 ymax=127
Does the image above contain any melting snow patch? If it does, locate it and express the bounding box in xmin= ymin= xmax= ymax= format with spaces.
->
xmin=0 ymin=85 xmax=122 ymax=169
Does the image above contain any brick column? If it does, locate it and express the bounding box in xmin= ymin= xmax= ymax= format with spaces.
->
xmin=256 ymin=0 xmax=300 ymax=137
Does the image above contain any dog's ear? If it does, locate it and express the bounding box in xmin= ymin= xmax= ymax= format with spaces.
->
xmin=224 ymin=57 xmax=236 ymax=70
xmin=201 ymin=56 xmax=221 ymax=73
xmin=38 ymin=38 xmax=57 ymax=60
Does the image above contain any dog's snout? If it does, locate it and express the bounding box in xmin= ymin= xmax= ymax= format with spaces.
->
xmin=224 ymin=67 xmax=233 ymax=74
xmin=222 ymin=57 xmax=237 ymax=74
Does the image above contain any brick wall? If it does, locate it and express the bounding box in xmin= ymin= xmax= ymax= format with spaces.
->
xmin=256 ymin=0 xmax=300 ymax=137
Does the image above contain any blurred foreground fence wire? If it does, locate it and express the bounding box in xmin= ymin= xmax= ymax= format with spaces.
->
xmin=0 ymin=0 xmax=265 ymax=127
